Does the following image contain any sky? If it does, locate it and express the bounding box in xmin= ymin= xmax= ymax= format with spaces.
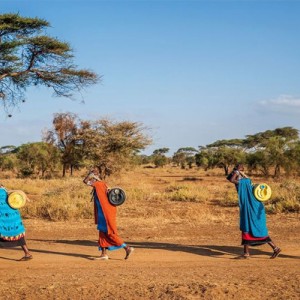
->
xmin=1 ymin=0 xmax=300 ymax=155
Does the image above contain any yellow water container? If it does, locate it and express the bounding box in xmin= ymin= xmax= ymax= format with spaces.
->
xmin=253 ymin=183 xmax=272 ymax=202
xmin=8 ymin=190 xmax=27 ymax=209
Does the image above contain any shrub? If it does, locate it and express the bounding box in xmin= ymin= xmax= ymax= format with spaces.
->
xmin=266 ymin=180 xmax=300 ymax=213
xmin=165 ymin=185 xmax=206 ymax=203
xmin=217 ymin=189 xmax=238 ymax=207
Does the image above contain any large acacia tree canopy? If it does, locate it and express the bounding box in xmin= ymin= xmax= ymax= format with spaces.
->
xmin=0 ymin=13 xmax=99 ymax=112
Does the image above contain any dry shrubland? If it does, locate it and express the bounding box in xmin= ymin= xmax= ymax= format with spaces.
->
xmin=1 ymin=167 xmax=299 ymax=222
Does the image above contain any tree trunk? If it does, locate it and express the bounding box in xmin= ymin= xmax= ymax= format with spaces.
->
xmin=223 ymin=165 xmax=229 ymax=176
xmin=274 ymin=164 xmax=280 ymax=178
xmin=62 ymin=164 xmax=66 ymax=177
xmin=224 ymin=165 xmax=229 ymax=176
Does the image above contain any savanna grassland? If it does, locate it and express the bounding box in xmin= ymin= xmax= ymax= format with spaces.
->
xmin=0 ymin=167 xmax=299 ymax=300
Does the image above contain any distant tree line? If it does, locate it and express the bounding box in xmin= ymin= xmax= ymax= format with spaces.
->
xmin=1 ymin=123 xmax=299 ymax=179
xmin=0 ymin=112 xmax=151 ymax=179
xmin=145 ymin=127 xmax=300 ymax=178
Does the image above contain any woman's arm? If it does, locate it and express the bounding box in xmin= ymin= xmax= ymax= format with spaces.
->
xmin=230 ymin=172 xmax=239 ymax=185
xmin=239 ymin=171 xmax=248 ymax=178
xmin=83 ymin=171 xmax=101 ymax=186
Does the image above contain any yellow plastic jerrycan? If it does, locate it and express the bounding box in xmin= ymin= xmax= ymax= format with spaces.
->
xmin=8 ymin=190 xmax=27 ymax=209
xmin=253 ymin=183 xmax=272 ymax=202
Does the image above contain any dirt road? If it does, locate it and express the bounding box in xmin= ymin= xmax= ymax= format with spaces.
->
xmin=0 ymin=214 xmax=299 ymax=300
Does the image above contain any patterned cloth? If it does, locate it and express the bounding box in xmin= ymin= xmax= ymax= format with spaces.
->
xmin=241 ymin=232 xmax=271 ymax=246
xmin=0 ymin=188 xmax=25 ymax=241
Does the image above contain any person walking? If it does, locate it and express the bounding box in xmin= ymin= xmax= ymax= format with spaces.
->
xmin=229 ymin=164 xmax=281 ymax=259
xmin=83 ymin=169 xmax=134 ymax=260
xmin=0 ymin=185 xmax=32 ymax=261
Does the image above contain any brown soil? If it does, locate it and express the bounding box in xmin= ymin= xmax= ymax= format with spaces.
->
xmin=0 ymin=212 xmax=299 ymax=300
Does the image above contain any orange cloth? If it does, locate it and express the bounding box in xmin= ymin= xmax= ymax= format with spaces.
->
xmin=92 ymin=181 xmax=124 ymax=249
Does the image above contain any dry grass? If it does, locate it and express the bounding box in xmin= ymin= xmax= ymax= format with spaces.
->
xmin=1 ymin=167 xmax=299 ymax=222
xmin=265 ymin=180 xmax=300 ymax=213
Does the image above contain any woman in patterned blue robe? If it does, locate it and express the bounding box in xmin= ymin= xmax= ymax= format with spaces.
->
xmin=0 ymin=185 xmax=32 ymax=261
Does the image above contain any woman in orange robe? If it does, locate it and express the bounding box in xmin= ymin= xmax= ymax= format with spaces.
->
xmin=83 ymin=170 xmax=134 ymax=260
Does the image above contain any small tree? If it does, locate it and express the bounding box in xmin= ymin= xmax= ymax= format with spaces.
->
xmin=0 ymin=13 xmax=99 ymax=113
xmin=0 ymin=145 xmax=17 ymax=171
xmin=286 ymin=141 xmax=300 ymax=176
xmin=152 ymin=148 xmax=170 ymax=168
xmin=16 ymin=142 xmax=61 ymax=177
xmin=195 ymin=147 xmax=212 ymax=170
xmin=0 ymin=153 xmax=17 ymax=171
xmin=246 ymin=151 xmax=271 ymax=176
xmin=77 ymin=119 xmax=152 ymax=179
xmin=205 ymin=139 xmax=246 ymax=175
xmin=244 ymin=127 xmax=299 ymax=177
xmin=44 ymin=112 xmax=83 ymax=176
xmin=172 ymin=147 xmax=198 ymax=169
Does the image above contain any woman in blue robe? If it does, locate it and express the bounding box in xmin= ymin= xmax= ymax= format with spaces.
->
xmin=0 ymin=185 xmax=32 ymax=261
xmin=230 ymin=165 xmax=281 ymax=259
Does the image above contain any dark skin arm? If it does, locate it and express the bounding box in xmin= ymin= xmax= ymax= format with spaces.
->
xmin=230 ymin=168 xmax=248 ymax=185
xmin=230 ymin=172 xmax=239 ymax=185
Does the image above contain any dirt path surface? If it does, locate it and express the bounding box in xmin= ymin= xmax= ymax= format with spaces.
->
xmin=0 ymin=214 xmax=299 ymax=300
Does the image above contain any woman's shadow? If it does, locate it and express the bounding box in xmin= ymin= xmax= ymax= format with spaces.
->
xmin=19 ymin=239 xmax=300 ymax=260
xmin=127 ymin=241 xmax=300 ymax=259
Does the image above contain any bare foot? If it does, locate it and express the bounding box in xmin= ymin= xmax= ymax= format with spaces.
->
xmin=94 ymin=255 xmax=109 ymax=260
xmin=125 ymin=247 xmax=134 ymax=260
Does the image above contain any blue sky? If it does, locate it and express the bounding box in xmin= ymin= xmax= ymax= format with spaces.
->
xmin=1 ymin=0 xmax=300 ymax=155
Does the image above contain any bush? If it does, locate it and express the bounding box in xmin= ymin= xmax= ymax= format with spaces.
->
xmin=218 ymin=189 xmax=238 ymax=207
xmin=165 ymin=185 xmax=205 ymax=203
xmin=266 ymin=181 xmax=300 ymax=213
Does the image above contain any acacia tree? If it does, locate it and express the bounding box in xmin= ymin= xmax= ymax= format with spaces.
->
xmin=44 ymin=112 xmax=82 ymax=176
xmin=0 ymin=145 xmax=17 ymax=171
xmin=208 ymin=147 xmax=245 ymax=175
xmin=0 ymin=13 xmax=98 ymax=113
xmin=286 ymin=141 xmax=300 ymax=176
xmin=77 ymin=119 xmax=152 ymax=179
xmin=152 ymin=148 xmax=170 ymax=167
xmin=16 ymin=142 xmax=61 ymax=177
xmin=0 ymin=153 xmax=17 ymax=171
xmin=172 ymin=147 xmax=198 ymax=169
xmin=246 ymin=151 xmax=271 ymax=176
xmin=244 ymin=127 xmax=299 ymax=177
xmin=195 ymin=147 xmax=214 ymax=171
xmin=203 ymin=139 xmax=246 ymax=175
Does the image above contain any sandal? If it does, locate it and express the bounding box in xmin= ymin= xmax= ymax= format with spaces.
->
xmin=270 ymin=247 xmax=281 ymax=259
xmin=19 ymin=255 xmax=33 ymax=261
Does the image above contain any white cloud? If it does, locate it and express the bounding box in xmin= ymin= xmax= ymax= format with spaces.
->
xmin=260 ymin=95 xmax=300 ymax=108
